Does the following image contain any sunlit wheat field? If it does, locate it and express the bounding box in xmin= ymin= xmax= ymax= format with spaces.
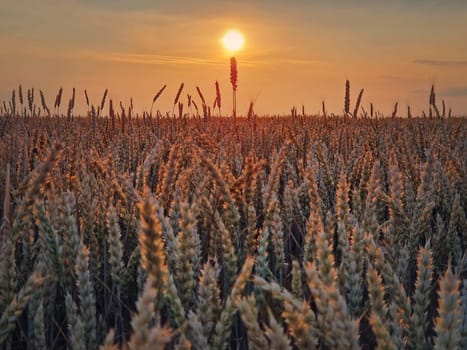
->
xmin=0 ymin=83 xmax=466 ymax=349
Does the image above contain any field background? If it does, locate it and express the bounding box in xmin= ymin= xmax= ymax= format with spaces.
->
xmin=0 ymin=109 xmax=466 ymax=349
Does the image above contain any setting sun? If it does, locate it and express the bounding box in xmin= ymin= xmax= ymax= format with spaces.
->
xmin=221 ymin=29 xmax=244 ymax=52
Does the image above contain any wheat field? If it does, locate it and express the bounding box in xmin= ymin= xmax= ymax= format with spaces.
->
xmin=0 ymin=86 xmax=466 ymax=349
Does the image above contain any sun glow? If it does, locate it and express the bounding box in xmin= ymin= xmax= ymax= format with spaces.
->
xmin=222 ymin=29 xmax=244 ymax=52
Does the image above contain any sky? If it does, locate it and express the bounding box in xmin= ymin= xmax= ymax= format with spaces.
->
xmin=1 ymin=0 xmax=467 ymax=116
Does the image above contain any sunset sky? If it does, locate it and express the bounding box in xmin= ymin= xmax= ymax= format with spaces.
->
xmin=1 ymin=0 xmax=466 ymax=116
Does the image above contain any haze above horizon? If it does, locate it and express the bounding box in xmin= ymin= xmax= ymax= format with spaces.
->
xmin=1 ymin=0 xmax=466 ymax=116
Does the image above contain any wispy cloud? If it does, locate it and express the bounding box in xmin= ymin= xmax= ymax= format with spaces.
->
xmin=93 ymin=52 xmax=267 ymax=67
xmin=378 ymin=75 xmax=422 ymax=84
xmin=410 ymin=89 xmax=429 ymax=95
xmin=97 ymin=52 xmax=224 ymax=66
xmin=441 ymin=86 xmax=467 ymax=97
xmin=90 ymin=51 xmax=322 ymax=68
xmin=411 ymin=86 xmax=467 ymax=98
xmin=413 ymin=59 xmax=467 ymax=67
xmin=245 ymin=52 xmax=324 ymax=67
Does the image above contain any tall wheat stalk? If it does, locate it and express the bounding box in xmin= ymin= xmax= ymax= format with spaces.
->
xmin=230 ymin=57 xmax=238 ymax=119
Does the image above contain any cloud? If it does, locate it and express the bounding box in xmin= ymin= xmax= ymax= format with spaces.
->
xmin=411 ymin=86 xmax=467 ymax=97
xmin=95 ymin=52 xmax=225 ymax=66
xmin=89 ymin=50 xmax=323 ymax=68
xmin=441 ymin=87 xmax=467 ymax=97
xmin=413 ymin=59 xmax=467 ymax=67
xmin=410 ymin=89 xmax=429 ymax=95
xmin=378 ymin=75 xmax=422 ymax=84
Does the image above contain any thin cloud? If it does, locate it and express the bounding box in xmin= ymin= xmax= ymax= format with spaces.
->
xmin=441 ymin=87 xmax=467 ymax=97
xmin=98 ymin=52 xmax=224 ymax=66
xmin=94 ymin=53 xmax=261 ymax=67
xmin=413 ymin=59 xmax=467 ymax=67
xmin=379 ymin=75 xmax=421 ymax=84
xmin=411 ymin=86 xmax=467 ymax=97
xmin=410 ymin=89 xmax=429 ymax=95
xmin=410 ymin=86 xmax=467 ymax=98
xmin=92 ymin=51 xmax=321 ymax=68
xmin=243 ymin=49 xmax=325 ymax=66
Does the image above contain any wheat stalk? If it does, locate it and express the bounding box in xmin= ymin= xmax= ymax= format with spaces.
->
xmin=434 ymin=263 xmax=462 ymax=350
xmin=0 ymin=270 xmax=48 ymax=345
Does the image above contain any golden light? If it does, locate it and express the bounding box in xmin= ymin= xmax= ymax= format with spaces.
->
xmin=222 ymin=29 xmax=244 ymax=52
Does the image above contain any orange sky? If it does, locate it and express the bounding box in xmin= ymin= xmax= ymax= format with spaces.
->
xmin=1 ymin=0 xmax=467 ymax=116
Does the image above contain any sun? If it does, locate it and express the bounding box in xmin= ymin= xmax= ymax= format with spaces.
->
xmin=222 ymin=29 xmax=244 ymax=52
